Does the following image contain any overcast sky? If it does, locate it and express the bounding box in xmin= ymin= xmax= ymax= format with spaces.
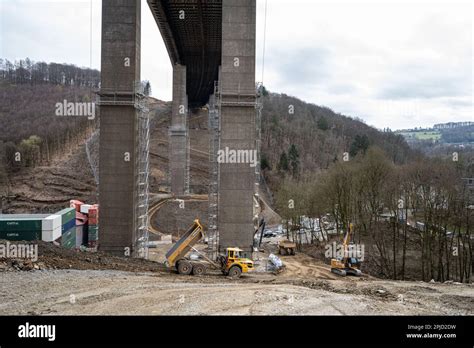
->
xmin=1 ymin=0 xmax=472 ymax=130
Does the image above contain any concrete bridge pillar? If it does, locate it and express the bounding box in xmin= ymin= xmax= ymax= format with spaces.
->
xmin=170 ymin=64 xmax=189 ymax=196
xmin=98 ymin=0 xmax=141 ymax=255
xmin=218 ymin=0 xmax=257 ymax=256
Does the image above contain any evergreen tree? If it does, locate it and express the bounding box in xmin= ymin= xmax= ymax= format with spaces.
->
xmin=349 ymin=134 xmax=369 ymax=157
xmin=277 ymin=152 xmax=289 ymax=172
xmin=317 ymin=116 xmax=329 ymax=131
xmin=288 ymin=144 xmax=300 ymax=176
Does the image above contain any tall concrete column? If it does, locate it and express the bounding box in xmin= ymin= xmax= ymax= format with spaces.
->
xmin=99 ymin=0 xmax=141 ymax=255
xmin=170 ymin=64 xmax=189 ymax=196
xmin=218 ymin=0 xmax=256 ymax=256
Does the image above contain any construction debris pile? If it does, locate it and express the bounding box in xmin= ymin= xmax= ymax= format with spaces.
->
xmin=267 ymin=253 xmax=284 ymax=273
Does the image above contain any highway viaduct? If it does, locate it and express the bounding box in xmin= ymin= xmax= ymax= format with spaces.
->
xmin=98 ymin=0 xmax=258 ymax=257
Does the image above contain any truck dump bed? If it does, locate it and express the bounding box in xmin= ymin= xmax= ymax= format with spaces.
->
xmin=165 ymin=219 xmax=205 ymax=267
xmin=279 ymin=240 xmax=296 ymax=248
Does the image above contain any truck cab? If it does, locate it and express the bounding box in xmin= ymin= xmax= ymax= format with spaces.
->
xmin=223 ymin=247 xmax=254 ymax=277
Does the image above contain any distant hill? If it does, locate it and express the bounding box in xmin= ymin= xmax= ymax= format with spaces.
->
xmin=396 ymin=123 xmax=474 ymax=145
xmin=395 ymin=122 xmax=474 ymax=157
xmin=260 ymin=91 xmax=416 ymax=186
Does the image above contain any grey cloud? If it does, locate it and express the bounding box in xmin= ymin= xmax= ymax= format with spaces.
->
xmin=266 ymin=47 xmax=331 ymax=87
xmin=326 ymin=83 xmax=358 ymax=95
xmin=377 ymin=63 xmax=472 ymax=100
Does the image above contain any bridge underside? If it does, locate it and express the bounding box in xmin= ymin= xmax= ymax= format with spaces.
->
xmin=148 ymin=0 xmax=222 ymax=108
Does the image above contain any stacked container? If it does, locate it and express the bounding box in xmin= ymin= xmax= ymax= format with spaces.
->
xmin=41 ymin=215 xmax=62 ymax=242
xmin=88 ymin=205 xmax=99 ymax=248
xmin=75 ymin=221 xmax=85 ymax=249
xmin=1 ymin=202 xmax=99 ymax=248
xmin=0 ymin=214 xmax=48 ymax=241
xmin=80 ymin=204 xmax=93 ymax=215
xmin=70 ymin=200 xmax=84 ymax=213
xmin=56 ymin=208 xmax=76 ymax=249
xmin=76 ymin=211 xmax=88 ymax=248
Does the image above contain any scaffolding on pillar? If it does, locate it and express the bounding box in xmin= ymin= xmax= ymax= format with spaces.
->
xmin=135 ymin=83 xmax=150 ymax=259
xmin=207 ymin=83 xmax=221 ymax=260
xmin=96 ymin=82 xmax=150 ymax=258
xmin=209 ymin=82 xmax=262 ymax=257
xmin=254 ymin=82 xmax=264 ymax=224
xmin=185 ymin=114 xmax=190 ymax=195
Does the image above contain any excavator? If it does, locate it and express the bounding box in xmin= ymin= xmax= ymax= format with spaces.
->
xmin=330 ymin=223 xmax=362 ymax=276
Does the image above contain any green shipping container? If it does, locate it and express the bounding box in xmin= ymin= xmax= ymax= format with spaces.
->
xmin=61 ymin=227 xmax=76 ymax=249
xmin=62 ymin=239 xmax=75 ymax=249
xmin=0 ymin=230 xmax=41 ymax=241
xmin=88 ymin=225 xmax=98 ymax=241
xmin=0 ymin=214 xmax=49 ymax=233
xmin=55 ymin=208 xmax=76 ymax=225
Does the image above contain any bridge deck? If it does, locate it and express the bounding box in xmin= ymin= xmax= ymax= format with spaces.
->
xmin=148 ymin=0 xmax=222 ymax=107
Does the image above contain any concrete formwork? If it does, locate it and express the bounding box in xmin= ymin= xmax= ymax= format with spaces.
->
xmin=170 ymin=64 xmax=189 ymax=196
xmin=218 ymin=0 xmax=256 ymax=255
xmin=99 ymin=0 xmax=141 ymax=255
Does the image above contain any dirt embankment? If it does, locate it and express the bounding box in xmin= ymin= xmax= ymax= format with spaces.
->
xmin=1 ymin=268 xmax=472 ymax=315
xmin=1 ymin=241 xmax=473 ymax=315
xmin=3 ymin=148 xmax=97 ymax=214
xmin=0 ymin=240 xmax=166 ymax=273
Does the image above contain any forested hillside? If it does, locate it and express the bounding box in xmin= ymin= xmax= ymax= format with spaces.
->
xmin=259 ymin=92 xmax=472 ymax=283
xmin=260 ymin=91 xmax=416 ymax=189
xmin=0 ymin=59 xmax=99 ymax=170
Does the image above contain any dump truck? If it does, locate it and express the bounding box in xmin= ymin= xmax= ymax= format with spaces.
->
xmin=165 ymin=219 xmax=254 ymax=278
xmin=278 ymin=239 xmax=296 ymax=255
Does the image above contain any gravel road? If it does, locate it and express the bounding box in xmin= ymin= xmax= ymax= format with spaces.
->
xmin=1 ymin=269 xmax=472 ymax=315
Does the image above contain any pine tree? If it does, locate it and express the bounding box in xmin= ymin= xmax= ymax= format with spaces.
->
xmin=277 ymin=152 xmax=289 ymax=172
xmin=288 ymin=144 xmax=300 ymax=176
xmin=317 ymin=116 xmax=329 ymax=131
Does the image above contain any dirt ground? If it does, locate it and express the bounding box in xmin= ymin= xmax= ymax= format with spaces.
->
xmin=1 ymin=242 xmax=472 ymax=315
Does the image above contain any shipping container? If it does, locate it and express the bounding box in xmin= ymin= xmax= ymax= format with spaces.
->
xmin=42 ymin=226 xmax=62 ymax=242
xmin=0 ymin=214 xmax=49 ymax=233
xmin=80 ymin=204 xmax=92 ymax=214
xmin=61 ymin=227 xmax=76 ymax=249
xmin=0 ymin=230 xmax=41 ymax=241
xmin=88 ymin=207 xmax=99 ymax=218
xmin=76 ymin=211 xmax=88 ymax=225
xmin=42 ymin=215 xmax=61 ymax=231
xmin=61 ymin=218 xmax=76 ymax=234
xmin=88 ymin=206 xmax=99 ymax=225
xmin=70 ymin=200 xmax=84 ymax=212
xmin=75 ymin=225 xmax=84 ymax=248
xmin=55 ymin=207 xmax=76 ymax=225
xmin=88 ymin=225 xmax=99 ymax=241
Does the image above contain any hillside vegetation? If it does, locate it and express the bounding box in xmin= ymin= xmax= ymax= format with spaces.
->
xmin=259 ymin=91 xmax=416 ymax=191
xmin=259 ymin=91 xmax=472 ymax=283
xmin=0 ymin=59 xmax=99 ymax=172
